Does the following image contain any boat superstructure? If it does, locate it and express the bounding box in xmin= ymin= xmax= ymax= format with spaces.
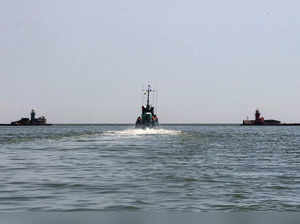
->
xmin=135 ymin=84 xmax=159 ymax=128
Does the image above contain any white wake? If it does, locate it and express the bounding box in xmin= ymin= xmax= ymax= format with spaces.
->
xmin=104 ymin=128 xmax=181 ymax=137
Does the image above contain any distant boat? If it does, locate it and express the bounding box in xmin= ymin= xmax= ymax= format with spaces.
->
xmin=10 ymin=109 xmax=51 ymax=126
xmin=242 ymin=109 xmax=300 ymax=126
xmin=135 ymin=84 xmax=159 ymax=129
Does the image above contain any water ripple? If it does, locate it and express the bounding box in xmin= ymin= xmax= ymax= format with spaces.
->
xmin=0 ymin=125 xmax=300 ymax=211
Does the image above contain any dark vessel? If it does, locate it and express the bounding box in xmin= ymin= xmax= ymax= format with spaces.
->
xmin=135 ymin=84 xmax=159 ymax=129
xmin=243 ymin=109 xmax=281 ymax=125
xmin=10 ymin=109 xmax=51 ymax=126
xmin=242 ymin=109 xmax=300 ymax=126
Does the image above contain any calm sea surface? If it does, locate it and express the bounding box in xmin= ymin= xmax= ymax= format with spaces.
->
xmin=0 ymin=125 xmax=300 ymax=212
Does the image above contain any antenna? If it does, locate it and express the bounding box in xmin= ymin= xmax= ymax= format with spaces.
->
xmin=146 ymin=83 xmax=152 ymax=107
xmin=140 ymin=84 xmax=144 ymax=114
xmin=141 ymin=82 xmax=157 ymax=109
xmin=156 ymin=89 xmax=158 ymax=114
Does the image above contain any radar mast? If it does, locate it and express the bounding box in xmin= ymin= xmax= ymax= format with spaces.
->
xmin=146 ymin=84 xmax=152 ymax=107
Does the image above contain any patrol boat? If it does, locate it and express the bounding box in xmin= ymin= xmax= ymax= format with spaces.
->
xmin=10 ymin=109 xmax=51 ymax=126
xmin=135 ymin=84 xmax=159 ymax=129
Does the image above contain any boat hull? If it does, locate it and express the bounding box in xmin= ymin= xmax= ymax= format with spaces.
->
xmin=242 ymin=123 xmax=300 ymax=126
xmin=135 ymin=121 xmax=159 ymax=129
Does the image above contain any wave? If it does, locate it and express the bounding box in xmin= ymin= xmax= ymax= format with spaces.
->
xmin=0 ymin=130 xmax=104 ymax=145
xmin=104 ymin=128 xmax=182 ymax=137
xmin=0 ymin=127 xmax=181 ymax=146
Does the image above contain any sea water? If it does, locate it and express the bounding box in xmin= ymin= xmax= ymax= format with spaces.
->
xmin=0 ymin=124 xmax=300 ymax=211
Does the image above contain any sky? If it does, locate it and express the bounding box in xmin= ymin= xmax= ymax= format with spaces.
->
xmin=1 ymin=0 xmax=300 ymax=123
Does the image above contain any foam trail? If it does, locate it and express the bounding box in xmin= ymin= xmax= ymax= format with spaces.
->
xmin=105 ymin=128 xmax=181 ymax=137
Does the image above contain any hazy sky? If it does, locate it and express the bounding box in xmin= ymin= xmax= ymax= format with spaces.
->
xmin=1 ymin=0 xmax=300 ymax=123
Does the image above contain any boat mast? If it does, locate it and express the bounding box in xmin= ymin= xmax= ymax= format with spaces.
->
xmin=146 ymin=84 xmax=151 ymax=107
